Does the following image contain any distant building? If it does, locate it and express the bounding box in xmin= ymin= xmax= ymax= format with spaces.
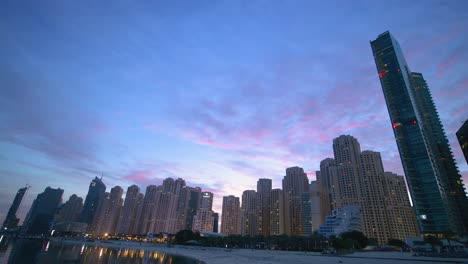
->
xmin=116 ymin=185 xmax=140 ymax=235
xmin=309 ymin=181 xmax=323 ymax=232
xmin=371 ymin=31 xmax=468 ymax=234
xmin=257 ymin=178 xmax=272 ymax=236
xmin=319 ymin=205 xmax=362 ymax=237
xmin=221 ymin=195 xmax=241 ymax=235
xmin=282 ymin=166 xmax=309 ymax=236
xmin=192 ymin=209 xmax=214 ymax=232
xmin=456 ymin=120 xmax=468 ymax=164
xmin=318 ymin=135 xmax=419 ymax=245
xmin=212 ymin=212 xmax=219 ymax=233
xmin=80 ymin=177 xmax=106 ymax=225
xmin=269 ymin=189 xmax=284 ymax=235
xmin=138 ymin=185 xmax=159 ymax=235
xmin=22 ymin=187 xmax=63 ymax=235
xmin=92 ymin=186 xmax=123 ymax=235
xmin=2 ymin=186 xmax=28 ymax=231
xmin=55 ymin=194 xmax=83 ymax=223
xmin=241 ymin=190 xmax=258 ymax=236
xmin=301 ymin=192 xmax=312 ymax=236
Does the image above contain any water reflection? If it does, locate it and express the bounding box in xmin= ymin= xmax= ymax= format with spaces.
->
xmin=0 ymin=239 xmax=201 ymax=264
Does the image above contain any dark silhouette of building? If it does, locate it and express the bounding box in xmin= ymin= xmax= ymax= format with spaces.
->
xmin=456 ymin=120 xmax=468 ymax=164
xmin=371 ymin=31 xmax=468 ymax=234
xmin=22 ymin=187 xmax=63 ymax=235
xmin=55 ymin=194 xmax=83 ymax=222
xmin=212 ymin=212 xmax=219 ymax=233
xmin=80 ymin=177 xmax=106 ymax=225
xmin=2 ymin=186 xmax=29 ymax=230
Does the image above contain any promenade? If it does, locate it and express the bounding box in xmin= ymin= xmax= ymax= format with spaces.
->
xmin=55 ymin=239 xmax=468 ymax=264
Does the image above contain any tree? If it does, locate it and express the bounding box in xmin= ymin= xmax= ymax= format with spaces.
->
xmin=174 ymin=229 xmax=197 ymax=244
xmin=340 ymin=231 xmax=368 ymax=249
xmin=388 ymin=239 xmax=405 ymax=248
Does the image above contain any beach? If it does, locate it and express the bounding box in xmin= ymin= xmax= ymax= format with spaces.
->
xmin=53 ymin=239 xmax=468 ymax=264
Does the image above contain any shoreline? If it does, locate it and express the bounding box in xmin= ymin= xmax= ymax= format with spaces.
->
xmin=51 ymin=238 xmax=467 ymax=264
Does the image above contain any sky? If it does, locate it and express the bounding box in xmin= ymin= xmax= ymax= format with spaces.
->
xmin=1 ymin=0 xmax=467 ymax=223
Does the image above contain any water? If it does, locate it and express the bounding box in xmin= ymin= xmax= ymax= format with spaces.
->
xmin=0 ymin=238 xmax=201 ymax=264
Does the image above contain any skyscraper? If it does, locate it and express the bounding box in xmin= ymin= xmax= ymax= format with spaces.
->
xmin=221 ymin=195 xmax=241 ymax=235
xmin=319 ymin=135 xmax=418 ymax=244
xmin=456 ymin=120 xmax=468 ymax=164
xmin=22 ymin=187 xmax=63 ymax=235
xmin=54 ymin=194 xmax=83 ymax=223
xmin=269 ymin=189 xmax=284 ymax=235
xmin=371 ymin=31 xmax=468 ymax=234
xmin=282 ymin=166 xmax=309 ymax=236
xmin=80 ymin=177 xmax=106 ymax=225
xmin=241 ymin=190 xmax=258 ymax=236
xmin=2 ymin=186 xmax=28 ymax=230
xmin=92 ymin=186 xmax=123 ymax=235
xmin=257 ymin=178 xmax=272 ymax=236
xmin=117 ymin=185 xmax=140 ymax=235
xmin=192 ymin=191 xmax=214 ymax=233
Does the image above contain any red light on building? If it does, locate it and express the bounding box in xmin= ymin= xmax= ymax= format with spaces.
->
xmin=413 ymin=120 xmax=417 ymax=124
xmin=397 ymin=68 xmax=400 ymax=72
xmin=379 ymin=71 xmax=387 ymax=78
xmin=393 ymin=122 xmax=398 ymax=128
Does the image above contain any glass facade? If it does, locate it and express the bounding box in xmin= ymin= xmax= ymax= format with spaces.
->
xmin=370 ymin=31 xmax=468 ymax=234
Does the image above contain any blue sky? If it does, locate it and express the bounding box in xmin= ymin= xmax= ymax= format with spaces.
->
xmin=1 ymin=0 xmax=467 ymax=221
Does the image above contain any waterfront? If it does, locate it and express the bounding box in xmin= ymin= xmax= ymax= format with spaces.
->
xmin=0 ymin=238 xmax=201 ymax=264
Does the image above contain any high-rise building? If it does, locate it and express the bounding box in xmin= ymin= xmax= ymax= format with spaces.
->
xmin=359 ymin=150 xmax=390 ymax=244
xmin=257 ymin=178 xmax=272 ymax=236
xmin=383 ymin=172 xmax=419 ymax=240
xmin=130 ymin=193 xmax=144 ymax=235
xmin=138 ymin=185 xmax=159 ymax=235
xmin=319 ymin=135 xmax=419 ymax=244
xmin=456 ymin=120 xmax=468 ymax=164
xmin=80 ymin=177 xmax=106 ymax=225
xmin=269 ymin=189 xmax=284 ymax=235
xmin=282 ymin=166 xmax=309 ymax=236
xmin=192 ymin=209 xmax=214 ymax=233
xmin=55 ymin=194 xmax=83 ymax=223
xmin=184 ymin=187 xmax=201 ymax=231
xmin=22 ymin=187 xmax=63 ymax=235
xmin=221 ymin=195 xmax=241 ymax=235
xmin=92 ymin=186 xmax=123 ymax=235
xmin=2 ymin=186 xmax=29 ymax=230
xmin=371 ymin=31 xmax=468 ymax=234
xmin=212 ymin=212 xmax=219 ymax=233
xmin=241 ymin=190 xmax=258 ymax=236
xmin=200 ymin=192 xmax=213 ymax=211
xmin=116 ymin=185 xmax=140 ymax=235
xmin=309 ymin=181 xmax=323 ymax=232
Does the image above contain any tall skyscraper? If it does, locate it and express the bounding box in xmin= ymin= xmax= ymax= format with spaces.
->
xmin=200 ymin=192 xmax=213 ymax=210
xmin=80 ymin=177 xmax=106 ymax=225
xmin=371 ymin=31 xmax=468 ymax=234
xmin=257 ymin=178 xmax=272 ymax=236
xmin=2 ymin=186 xmax=29 ymax=230
xmin=221 ymin=195 xmax=241 ymax=235
xmin=309 ymin=181 xmax=323 ymax=232
xmin=54 ymin=194 xmax=83 ymax=223
xmin=241 ymin=190 xmax=258 ymax=236
xmin=319 ymin=135 xmax=418 ymax=244
xmin=116 ymin=185 xmax=140 ymax=234
xmin=138 ymin=185 xmax=159 ymax=234
xmin=22 ymin=187 xmax=63 ymax=235
xmin=92 ymin=186 xmax=123 ymax=235
xmin=269 ymin=189 xmax=284 ymax=235
xmin=282 ymin=166 xmax=309 ymax=236
xmin=456 ymin=120 xmax=468 ymax=164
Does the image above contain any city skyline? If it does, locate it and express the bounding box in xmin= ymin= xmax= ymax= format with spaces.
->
xmin=1 ymin=1 xmax=467 ymax=223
